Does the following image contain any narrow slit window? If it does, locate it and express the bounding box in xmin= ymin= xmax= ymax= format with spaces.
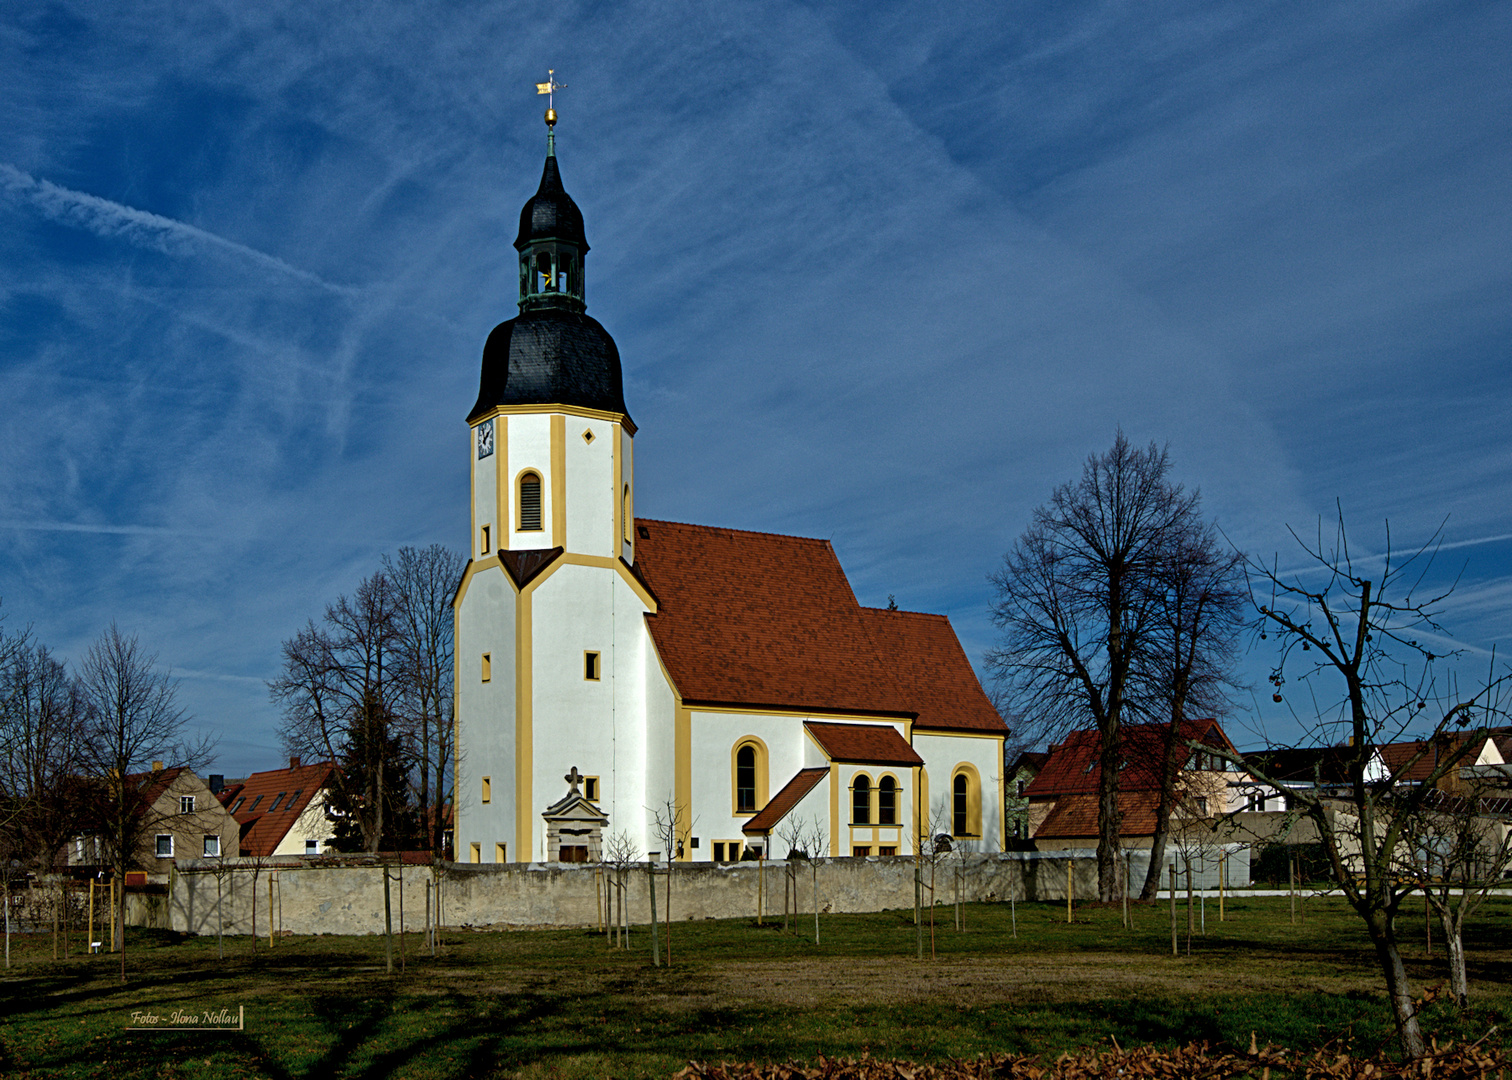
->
xmin=481 ymin=653 xmax=491 ymax=682
xmin=878 ymin=776 xmax=897 ymax=826
xmin=518 ymin=472 xmax=543 ymax=531
xmin=481 ymin=776 xmax=491 ymax=804
xmin=852 ymin=775 xmax=872 ymax=825
xmin=481 ymin=524 xmax=491 ymax=554
xmin=736 ymin=745 xmax=756 ymax=813
xmin=469 ymin=842 xmax=481 ymax=864
xmin=583 ymin=776 xmax=599 ymax=801
xmin=584 ymin=651 xmax=600 ymax=681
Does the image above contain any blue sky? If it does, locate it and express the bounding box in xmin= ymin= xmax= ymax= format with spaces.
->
xmin=2 ymin=1 xmax=1508 ymax=776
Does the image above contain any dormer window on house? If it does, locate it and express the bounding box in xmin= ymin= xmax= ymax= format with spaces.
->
xmin=518 ymin=472 xmax=543 ymax=531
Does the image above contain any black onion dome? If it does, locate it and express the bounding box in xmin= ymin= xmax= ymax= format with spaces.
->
xmin=468 ymin=308 xmax=630 ymax=422
xmin=514 ymin=154 xmax=587 ymax=252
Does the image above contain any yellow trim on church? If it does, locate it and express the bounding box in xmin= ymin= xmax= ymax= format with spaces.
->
xmin=550 ymin=414 xmax=566 ymax=547
xmin=473 ymin=401 xmax=637 ymax=436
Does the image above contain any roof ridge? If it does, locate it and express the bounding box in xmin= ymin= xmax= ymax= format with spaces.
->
xmin=860 ymin=606 xmax=948 ymax=620
xmin=636 ymin=517 xmax=834 ymax=546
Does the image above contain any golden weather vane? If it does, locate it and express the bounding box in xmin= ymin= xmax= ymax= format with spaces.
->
xmin=536 ymin=68 xmax=566 ymax=128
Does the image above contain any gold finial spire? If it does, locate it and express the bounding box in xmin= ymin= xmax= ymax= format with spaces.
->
xmin=536 ymin=68 xmax=566 ymax=129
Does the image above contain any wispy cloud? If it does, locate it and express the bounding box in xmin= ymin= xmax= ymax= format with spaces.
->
xmin=0 ymin=520 xmax=199 ymax=537
xmin=0 ymin=163 xmax=359 ymax=298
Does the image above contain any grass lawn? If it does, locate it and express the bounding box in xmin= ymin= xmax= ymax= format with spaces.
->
xmin=2 ymin=895 xmax=1509 ymax=1078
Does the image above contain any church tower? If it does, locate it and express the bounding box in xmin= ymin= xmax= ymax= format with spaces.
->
xmin=454 ymin=103 xmax=658 ymax=865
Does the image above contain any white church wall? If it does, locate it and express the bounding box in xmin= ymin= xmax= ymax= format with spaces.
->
xmin=602 ymin=573 xmax=654 ymax=854
xmin=688 ymin=710 xmax=807 ymax=860
xmin=641 ymin=637 xmax=678 ymax=856
xmin=836 ymin=761 xmax=913 ymax=857
xmin=471 ymin=421 xmax=498 ymax=557
xmin=913 ymin=731 xmax=1006 ymax=853
xmin=455 ymin=563 xmax=519 ymax=863
xmin=563 ymin=417 xmax=616 ymax=558
xmin=506 ymin=414 xmax=553 ymax=546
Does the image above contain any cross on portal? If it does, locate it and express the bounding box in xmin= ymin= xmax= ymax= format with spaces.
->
xmin=564 ymin=766 xmax=583 ymax=796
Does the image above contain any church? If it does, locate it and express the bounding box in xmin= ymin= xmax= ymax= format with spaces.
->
xmin=453 ymin=105 xmax=1007 ymax=866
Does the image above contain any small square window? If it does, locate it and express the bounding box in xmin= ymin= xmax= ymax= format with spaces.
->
xmin=581 ymin=428 xmax=595 ymax=444
xmin=155 ymin=835 xmax=173 ymax=858
xmin=637 ymin=525 xmax=649 ymax=540
xmin=305 ymin=839 xmax=318 ymax=855
xmin=495 ymin=842 xmax=507 ymax=863
xmin=481 ymin=777 xmax=491 ymax=804
xmin=203 ymin=835 xmax=220 ymax=858
xmin=482 ymin=653 xmax=492 ymax=682
xmin=584 ymin=651 xmax=600 ymax=681
xmin=583 ymin=776 xmax=599 ymax=802
xmin=180 ymin=795 xmax=195 ymax=814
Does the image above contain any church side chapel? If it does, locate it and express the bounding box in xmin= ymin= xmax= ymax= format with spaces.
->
xmin=454 ymin=85 xmax=1008 ymax=866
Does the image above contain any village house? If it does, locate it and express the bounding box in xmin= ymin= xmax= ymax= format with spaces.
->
xmin=217 ymin=757 xmax=338 ymax=857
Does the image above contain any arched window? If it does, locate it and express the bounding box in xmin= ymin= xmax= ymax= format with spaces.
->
xmin=518 ymin=471 xmax=543 ymax=532
xmin=736 ymin=745 xmax=756 ymax=813
xmin=852 ymin=774 xmax=871 ymax=825
xmin=622 ymin=484 xmax=632 ymax=543
xmin=952 ymin=765 xmax=982 ymax=838
xmin=731 ymin=738 xmax=768 ymax=816
xmin=877 ymin=775 xmax=897 ymax=825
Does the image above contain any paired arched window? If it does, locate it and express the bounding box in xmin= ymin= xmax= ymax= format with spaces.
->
xmin=731 ymin=738 xmax=768 ymax=815
xmin=736 ymin=745 xmax=757 ymax=813
xmin=877 ymin=776 xmax=897 ymax=826
xmin=952 ymin=765 xmax=982 ymax=838
xmin=518 ymin=471 xmax=543 ymax=532
xmin=852 ymin=774 xmax=871 ymax=824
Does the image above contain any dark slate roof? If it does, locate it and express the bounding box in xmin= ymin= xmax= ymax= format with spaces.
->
xmin=515 ymin=152 xmax=587 ymax=251
xmin=469 ymin=309 xmax=630 ymax=422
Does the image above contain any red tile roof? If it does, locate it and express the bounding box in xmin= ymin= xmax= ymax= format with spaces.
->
xmin=1034 ymin=790 xmax=1165 ymax=839
xmin=218 ymin=760 xmax=335 ymax=857
xmin=743 ymin=767 xmax=828 ymax=835
xmin=1379 ymin=735 xmax=1491 ymax=785
xmin=634 ymin=519 xmax=1006 ymax=734
xmin=804 ymin=722 xmax=923 ymax=766
xmin=1022 ymin=719 xmax=1235 ymax=799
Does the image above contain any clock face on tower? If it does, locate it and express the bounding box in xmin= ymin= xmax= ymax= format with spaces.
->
xmin=476 ymin=419 xmax=495 ymax=459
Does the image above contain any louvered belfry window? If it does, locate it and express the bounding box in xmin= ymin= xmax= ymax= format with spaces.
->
xmin=519 ymin=473 xmax=543 ymax=531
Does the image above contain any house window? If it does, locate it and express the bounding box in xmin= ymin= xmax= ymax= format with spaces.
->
xmin=878 ymin=775 xmax=897 ymax=825
xmin=469 ymin=842 xmax=481 ymax=864
xmin=180 ymin=795 xmax=195 ymax=814
xmin=583 ymin=776 xmax=599 ymax=802
xmin=953 ymin=774 xmax=968 ymax=836
xmin=518 ymin=472 xmax=543 ymax=531
xmin=305 ymin=840 xmax=318 ymax=855
xmin=155 ymin=834 xmax=173 ymax=858
xmin=584 ymin=651 xmax=601 ymax=681
xmin=1015 ymin=779 xmax=1026 ymax=797
xmin=288 ymin=789 xmax=302 ymax=809
xmin=230 ymin=797 xmax=244 ymax=813
xmin=853 ymin=845 xmax=871 ymax=857
xmin=879 ymin=846 xmax=897 ymax=857
xmin=852 ymin=774 xmax=871 ymax=825
xmin=736 ymin=745 xmax=756 ymax=813
xmin=1196 ymin=796 xmax=1209 ymax=816
xmin=270 ymin=792 xmax=286 ymax=812
xmin=495 ymin=842 xmax=507 ymax=863
xmin=482 ymin=777 xmax=491 ymax=804
xmin=203 ymin=835 xmax=220 ymax=858
xmin=713 ymin=842 xmax=725 ymax=862
xmin=249 ymin=795 xmax=263 ymax=811
xmin=482 ymin=653 xmax=492 ymax=682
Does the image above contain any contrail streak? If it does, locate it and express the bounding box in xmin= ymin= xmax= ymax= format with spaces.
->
xmin=0 ymin=163 xmax=358 ymax=298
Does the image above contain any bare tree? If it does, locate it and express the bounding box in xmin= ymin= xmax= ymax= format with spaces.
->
xmin=603 ymin=830 xmax=639 ymax=949
xmin=1398 ymin=777 xmax=1512 ymax=1007
xmin=988 ymin=432 xmax=1201 ymax=899
xmin=1137 ymin=519 xmax=1246 ymax=899
xmin=272 ymin=572 xmax=411 ymax=853
xmin=648 ymin=796 xmax=690 ymax=965
xmin=75 ymin=622 xmax=208 ymax=982
xmin=0 ymin=640 xmax=88 ymax=874
xmin=1241 ymin=510 xmax=1510 ymax=1059
xmin=384 ymin=545 xmax=464 ymax=855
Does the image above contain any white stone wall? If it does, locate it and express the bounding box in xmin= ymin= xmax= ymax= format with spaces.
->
xmin=455 ymin=563 xmax=519 ymax=864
